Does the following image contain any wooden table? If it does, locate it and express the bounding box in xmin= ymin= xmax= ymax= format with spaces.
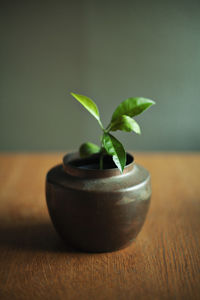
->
xmin=0 ymin=153 xmax=200 ymax=300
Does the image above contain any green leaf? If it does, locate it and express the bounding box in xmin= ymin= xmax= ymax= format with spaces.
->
xmin=109 ymin=115 xmax=141 ymax=134
xmin=70 ymin=92 xmax=103 ymax=128
xmin=79 ymin=142 xmax=100 ymax=158
xmin=102 ymin=133 xmax=126 ymax=173
xmin=111 ymin=97 xmax=155 ymax=122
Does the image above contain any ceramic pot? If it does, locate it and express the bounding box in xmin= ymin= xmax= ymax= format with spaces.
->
xmin=46 ymin=152 xmax=151 ymax=253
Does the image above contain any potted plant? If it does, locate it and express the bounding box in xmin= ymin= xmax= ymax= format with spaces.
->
xmin=46 ymin=93 xmax=155 ymax=252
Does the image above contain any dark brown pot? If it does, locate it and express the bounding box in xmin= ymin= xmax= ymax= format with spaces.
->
xmin=45 ymin=152 xmax=151 ymax=253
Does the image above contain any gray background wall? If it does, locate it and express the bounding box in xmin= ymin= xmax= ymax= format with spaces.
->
xmin=1 ymin=0 xmax=200 ymax=151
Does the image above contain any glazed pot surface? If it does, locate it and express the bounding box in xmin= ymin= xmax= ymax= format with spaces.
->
xmin=46 ymin=153 xmax=151 ymax=252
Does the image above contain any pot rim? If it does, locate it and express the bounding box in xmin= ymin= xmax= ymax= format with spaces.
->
xmin=62 ymin=152 xmax=134 ymax=178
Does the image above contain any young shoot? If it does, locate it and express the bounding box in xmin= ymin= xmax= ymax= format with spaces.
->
xmin=70 ymin=92 xmax=155 ymax=173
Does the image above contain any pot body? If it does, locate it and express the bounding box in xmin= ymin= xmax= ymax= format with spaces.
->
xmin=46 ymin=153 xmax=151 ymax=252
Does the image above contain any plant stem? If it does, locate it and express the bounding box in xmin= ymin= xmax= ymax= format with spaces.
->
xmin=99 ymin=133 xmax=105 ymax=170
xmin=99 ymin=151 xmax=104 ymax=170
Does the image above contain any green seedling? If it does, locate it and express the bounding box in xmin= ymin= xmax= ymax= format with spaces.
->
xmin=70 ymin=92 xmax=155 ymax=173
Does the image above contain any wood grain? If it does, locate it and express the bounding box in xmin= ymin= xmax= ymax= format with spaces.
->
xmin=0 ymin=153 xmax=200 ymax=300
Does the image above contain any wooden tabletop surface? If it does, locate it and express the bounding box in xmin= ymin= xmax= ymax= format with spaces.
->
xmin=0 ymin=153 xmax=200 ymax=300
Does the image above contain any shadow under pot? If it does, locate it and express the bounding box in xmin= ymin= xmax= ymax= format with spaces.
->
xmin=45 ymin=152 xmax=151 ymax=253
